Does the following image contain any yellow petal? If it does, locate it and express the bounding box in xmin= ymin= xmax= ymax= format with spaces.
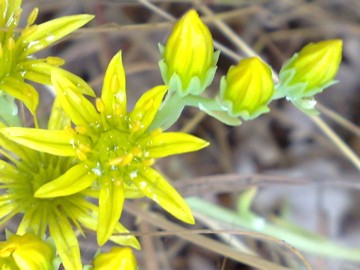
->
xmin=129 ymin=85 xmax=167 ymax=132
xmin=133 ymin=167 xmax=194 ymax=224
xmin=52 ymin=70 xmax=99 ymax=127
xmin=48 ymin=211 xmax=82 ymax=270
xmin=101 ymin=51 xmax=127 ymax=118
xmin=147 ymin=132 xmax=209 ymax=158
xmin=0 ymin=128 xmax=75 ymax=156
xmin=35 ymin=163 xmax=97 ymax=198
xmin=97 ymin=179 xmax=125 ymax=245
xmin=22 ymin=14 xmax=94 ymax=55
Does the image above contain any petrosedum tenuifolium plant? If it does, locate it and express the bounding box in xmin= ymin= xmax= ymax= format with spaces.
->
xmin=0 ymin=2 xmax=343 ymax=269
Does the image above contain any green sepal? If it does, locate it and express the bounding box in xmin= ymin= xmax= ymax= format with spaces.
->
xmin=219 ymin=76 xmax=271 ymax=121
xmin=0 ymin=92 xmax=21 ymax=126
xmin=159 ymin=45 xmax=220 ymax=97
xmin=198 ymin=102 xmax=241 ymax=126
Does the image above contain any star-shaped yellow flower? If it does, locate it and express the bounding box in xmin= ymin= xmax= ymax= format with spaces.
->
xmin=0 ymin=0 xmax=93 ymax=118
xmin=1 ymin=51 xmax=209 ymax=246
xmin=0 ymin=113 xmax=139 ymax=270
xmin=0 ymin=232 xmax=55 ymax=270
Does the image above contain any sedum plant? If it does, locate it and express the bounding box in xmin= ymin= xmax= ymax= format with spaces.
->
xmin=0 ymin=0 xmax=94 ymax=125
xmin=0 ymin=3 xmax=344 ymax=270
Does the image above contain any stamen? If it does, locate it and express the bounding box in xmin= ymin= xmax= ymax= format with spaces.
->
xmin=79 ymin=144 xmax=91 ymax=153
xmin=150 ymin=128 xmax=162 ymax=137
xmin=27 ymin=8 xmax=39 ymax=25
xmin=109 ymin=153 xmax=134 ymax=167
xmin=0 ymin=43 xmax=3 ymax=58
xmin=76 ymin=149 xmax=88 ymax=161
xmin=119 ymin=153 xmax=134 ymax=167
xmin=131 ymin=146 xmax=142 ymax=157
xmin=65 ymin=125 xmax=76 ymax=136
xmin=46 ymin=56 xmax=65 ymax=66
xmin=96 ymin=98 xmax=105 ymax=113
xmin=143 ymin=158 xmax=155 ymax=167
xmin=75 ymin=126 xmax=87 ymax=134
xmin=22 ymin=24 xmax=37 ymax=37
xmin=130 ymin=121 xmax=142 ymax=133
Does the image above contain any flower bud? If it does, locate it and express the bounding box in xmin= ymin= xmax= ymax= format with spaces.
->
xmin=92 ymin=247 xmax=137 ymax=270
xmin=278 ymin=39 xmax=342 ymax=97
xmin=276 ymin=39 xmax=343 ymax=114
xmin=0 ymin=232 xmax=55 ymax=270
xmin=220 ymin=57 xmax=274 ymax=120
xmin=159 ymin=9 xmax=219 ymax=96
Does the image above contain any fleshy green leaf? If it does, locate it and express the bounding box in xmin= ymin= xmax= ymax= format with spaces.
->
xmin=0 ymin=77 xmax=39 ymax=115
xmin=52 ymin=70 xmax=99 ymax=127
xmin=22 ymin=14 xmax=94 ymax=55
xmin=129 ymin=85 xmax=167 ymax=132
xmin=147 ymin=132 xmax=209 ymax=158
xmin=133 ymin=167 xmax=194 ymax=224
xmin=101 ymin=51 xmax=127 ymax=117
xmin=35 ymin=163 xmax=97 ymax=198
xmin=0 ymin=127 xmax=75 ymax=156
xmin=97 ymin=179 xmax=124 ymax=246
xmin=48 ymin=210 xmax=82 ymax=270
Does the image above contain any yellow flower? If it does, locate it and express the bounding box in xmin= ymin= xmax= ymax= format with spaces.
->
xmin=1 ymin=51 xmax=209 ymax=246
xmin=159 ymin=9 xmax=219 ymax=96
xmin=0 ymin=0 xmax=94 ymax=116
xmin=0 ymin=109 xmax=139 ymax=270
xmin=220 ymin=57 xmax=274 ymax=120
xmin=92 ymin=247 xmax=137 ymax=270
xmin=0 ymin=232 xmax=55 ymax=270
xmin=275 ymin=39 xmax=343 ymax=114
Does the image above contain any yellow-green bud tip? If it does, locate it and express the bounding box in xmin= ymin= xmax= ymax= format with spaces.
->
xmin=276 ymin=39 xmax=343 ymax=115
xmin=92 ymin=247 xmax=137 ymax=270
xmin=220 ymin=57 xmax=274 ymax=120
xmin=279 ymin=39 xmax=343 ymax=96
xmin=159 ymin=9 xmax=219 ymax=96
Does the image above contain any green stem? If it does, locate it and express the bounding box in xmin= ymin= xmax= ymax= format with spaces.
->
xmin=150 ymin=92 xmax=186 ymax=130
xmin=186 ymin=197 xmax=360 ymax=261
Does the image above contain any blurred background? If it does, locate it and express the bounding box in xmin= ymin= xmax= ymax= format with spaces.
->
xmin=21 ymin=0 xmax=360 ymax=269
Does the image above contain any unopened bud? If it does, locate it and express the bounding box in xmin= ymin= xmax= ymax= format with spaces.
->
xmin=159 ymin=9 xmax=219 ymax=96
xmin=220 ymin=57 xmax=274 ymax=120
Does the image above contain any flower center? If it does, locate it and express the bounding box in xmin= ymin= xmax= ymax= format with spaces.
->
xmin=89 ymin=129 xmax=152 ymax=181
